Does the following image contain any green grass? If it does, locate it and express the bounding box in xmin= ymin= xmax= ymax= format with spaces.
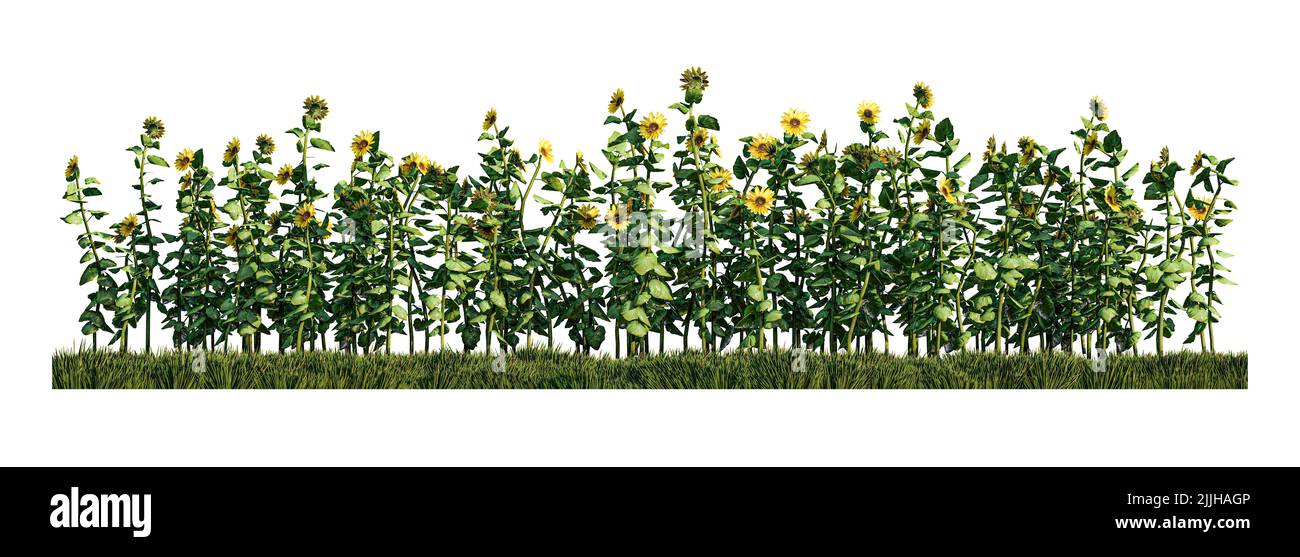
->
xmin=50 ymin=349 xmax=1247 ymax=389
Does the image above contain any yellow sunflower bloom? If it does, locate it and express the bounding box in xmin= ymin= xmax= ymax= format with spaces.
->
xmin=401 ymin=153 xmax=433 ymax=175
xmin=608 ymin=89 xmax=625 ymax=114
xmin=1187 ymin=196 xmax=1213 ymax=221
xmin=606 ymin=205 xmax=630 ymax=230
xmin=223 ymin=137 xmax=240 ymax=164
xmin=939 ymin=177 xmax=958 ymax=204
xmin=538 ymin=139 xmax=554 ymax=163
xmin=744 ymin=186 xmax=776 ymax=215
xmin=780 ymin=108 xmax=810 ymax=136
xmin=351 ymin=131 xmax=375 ymax=159
xmin=65 ymin=155 xmax=79 ymax=180
xmin=482 ymin=108 xmax=498 ymax=131
xmin=256 ymin=134 xmax=275 ymax=155
xmin=1104 ymin=185 xmax=1122 ymax=212
xmin=294 ymin=203 xmax=315 ymax=228
xmin=639 ymin=112 xmax=667 ymax=141
xmin=709 ymin=167 xmax=733 ymax=191
xmin=857 ymin=101 xmax=882 ymax=125
xmin=577 ymin=205 xmax=601 ymax=230
xmin=748 ymin=134 xmax=778 ymax=161
xmin=276 ymin=164 xmax=294 ymax=185
xmin=174 ymin=148 xmax=195 ymax=172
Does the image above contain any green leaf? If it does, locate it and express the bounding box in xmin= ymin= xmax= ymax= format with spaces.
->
xmin=747 ymin=283 xmax=765 ymax=302
xmin=632 ymin=251 xmax=657 ymax=275
xmin=648 ymin=279 xmax=672 ymax=301
xmin=310 ymin=138 xmax=335 ymax=152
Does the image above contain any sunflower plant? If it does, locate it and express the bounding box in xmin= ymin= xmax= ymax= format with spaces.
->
xmin=60 ymin=156 xmax=116 ymax=348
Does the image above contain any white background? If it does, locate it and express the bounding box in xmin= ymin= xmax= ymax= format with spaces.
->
xmin=0 ymin=0 xmax=1296 ymax=465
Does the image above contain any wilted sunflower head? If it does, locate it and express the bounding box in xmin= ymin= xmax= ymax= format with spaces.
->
xmin=175 ymin=148 xmax=196 ymax=172
xmin=472 ymin=185 xmax=493 ymax=203
xmin=639 ymin=112 xmax=667 ymax=141
xmin=849 ymin=196 xmax=865 ymax=222
xmin=351 ymin=131 xmax=375 ymax=160
xmin=843 ymin=143 xmax=870 ymax=166
xmin=913 ymin=82 xmax=934 ymax=109
xmin=1188 ymin=196 xmax=1212 ymax=221
xmin=690 ymin=127 xmax=710 ymax=149
xmin=913 ymin=119 xmax=931 ymax=145
xmin=1104 ymin=185 xmax=1122 ymax=212
xmin=577 ymin=204 xmax=601 ymax=230
xmin=608 ymin=88 xmax=625 ymax=114
xmin=267 ymin=211 xmax=282 ymax=229
xmin=856 ymin=101 xmax=882 ymax=126
xmin=400 ymin=153 xmax=433 ymax=175
xmin=475 ymin=219 xmax=500 ymax=240
xmin=1159 ymin=146 xmax=1170 ymax=168
xmin=606 ymin=205 xmax=630 ymax=230
xmin=65 ymin=155 xmax=79 ymax=180
xmin=744 ymin=187 xmax=776 ymax=215
xmin=256 ymin=134 xmax=275 ymax=155
xmin=482 ymin=108 xmax=498 ymax=132
xmin=788 ymin=209 xmax=811 ymax=229
xmin=275 ymin=164 xmax=293 ymax=185
xmin=303 ymin=95 xmax=329 ymax=121
xmin=799 ymin=151 xmax=820 ymax=173
xmin=538 ymin=139 xmax=554 ymax=163
xmin=680 ymin=66 xmax=709 ymax=93
xmin=709 ymin=167 xmax=732 ymax=191
xmin=223 ymin=137 xmax=240 ymax=164
xmin=294 ymin=203 xmax=316 ymax=228
xmin=115 ymin=213 xmax=140 ymax=243
xmin=224 ymin=225 xmax=241 ymax=247
xmin=881 ymin=147 xmax=903 ymax=167
xmin=983 ymin=135 xmax=998 ymax=162
xmin=780 ymin=108 xmax=811 ymax=136
xmin=748 ymin=134 xmax=778 ymax=161
xmin=142 ymin=116 xmax=166 ymax=140
xmin=939 ymin=176 xmax=958 ymax=204
xmin=1189 ymin=151 xmax=1206 ymax=176
xmin=1089 ymin=96 xmax=1108 ymax=121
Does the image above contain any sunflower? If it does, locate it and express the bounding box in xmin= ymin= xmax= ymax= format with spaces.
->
xmin=256 ymin=134 xmax=275 ymax=155
xmin=680 ymin=66 xmax=709 ymax=92
xmin=1089 ymin=96 xmax=1108 ymax=121
xmin=1104 ymin=185 xmax=1122 ymax=212
xmin=881 ymin=147 xmax=903 ymax=167
xmin=744 ymin=187 xmax=776 ymax=215
xmin=606 ymin=205 xmax=630 ymax=230
xmin=708 ymin=167 xmax=733 ymax=191
xmin=913 ymin=119 xmax=931 ymax=145
xmin=788 ymin=209 xmax=811 ymax=229
xmin=294 ymin=203 xmax=316 ymax=228
xmin=1158 ymin=146 xmax=1171 ymax=168
xmin=1083 ymin=132 xmax=1099 ymax=156
xmin=115 ymin=213 xmax=140 ymax=243
xmin=225 ymin=225 xmax=241 ymax=247
xmin=608 ymin=89 xmax=625 ymax=114
xmin=482 ymin=108 xmax=498 ymax=131
xmin=857 ymin=101 xmax=882 ymax=125
xmin=351 ymin=130 xmax=375 ymax=159
xmin=65 ymin=155 xmax=79 ymax=180
xmin=400 ymin=153 xmax=432 ymax=175
xmin=268 ymin=211 xmax=282 ymax=229
xmin=303 ymin=95 xmax=329 ymax=121
xmin=538 ymin=139 xmax=554 ymax=163
xmin=475 ymin=220 xmax=500 ymax=240
xmin=1018 ymin=136 xmax=1036 ymax=164
xmin=748 ymin=134 xmax=778 ymax=161
xmin=322 ymin=221 xmax=334 ymax=240
xmin=913 ymin=82 xmax=934 ymax=109
xmin=1189 ymin=151 xmax=1206 ymax=176
xmin=939 ymin=176 xmax=958 ymax=204
xmin=174 ymin=148 xmax=196 ymax=172
xmin=639 ymin=112 xmax=667 ymax=140
xmin=780 ymin=108 xmax=810 ymax=136
xmin=223 ymin=137 xmax=240 ymax=164
xmin=1187 ymin=197 xmax=1213 ymax=221
xmin=849 ymin=196 xmax=865 ymax=222
xmin=142 ymin=116 xmax=166 ymax=140
xmin=799 ymin=151 xmax=819 ymax=173
xmin=576 ymin=205 xmax=601 ymax=230
xmin=275 ymin=164 xmax=293 ymax=185
xmin=983 ymin=135 xmax=998 ymax=162
xmin=690 ymin=127 xmax=710 ymax=149
xmin=843 ymin=143 xmax=870 ymax=166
